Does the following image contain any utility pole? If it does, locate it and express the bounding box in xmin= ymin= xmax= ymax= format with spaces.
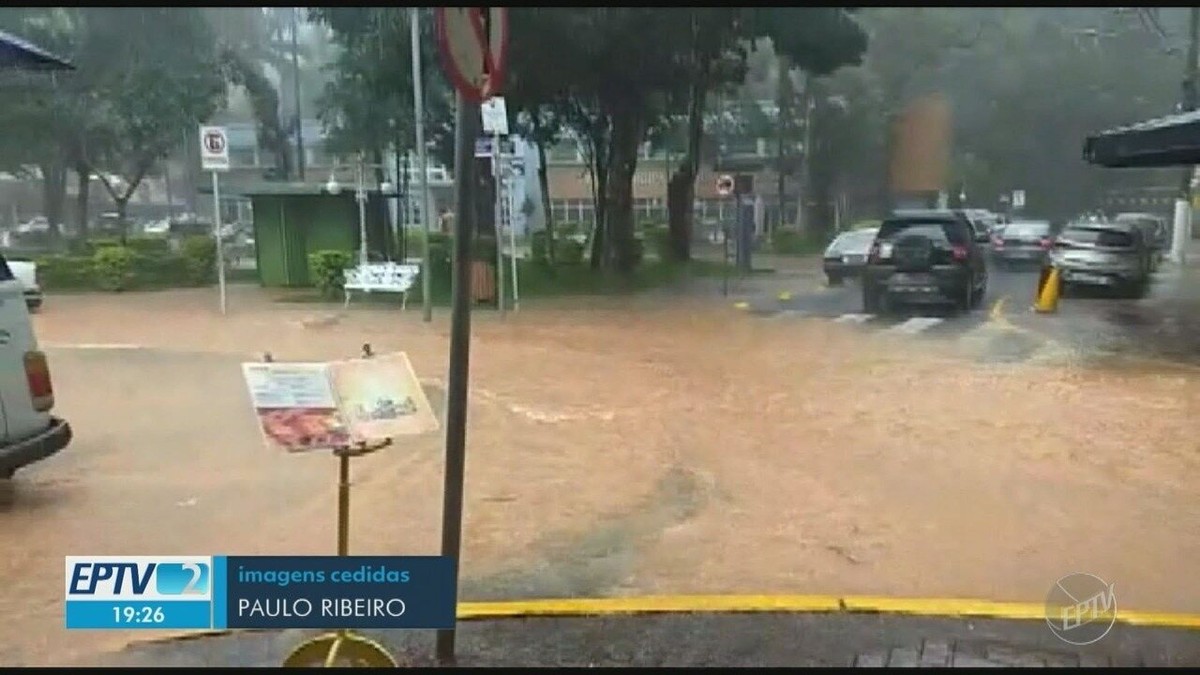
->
xmin=1173 ymin=6 xmax=1199 ymax=265
xmin=410 ymin=7 xmax=434 ymax=322
xmin=291 ymin=8 xmax=306 ymax=182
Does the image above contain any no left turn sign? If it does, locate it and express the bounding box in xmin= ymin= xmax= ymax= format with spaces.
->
xmin=716 ymin=174 xmax=734 ymax=197
xmin=199 ymin=125 xmax=230 ymax=172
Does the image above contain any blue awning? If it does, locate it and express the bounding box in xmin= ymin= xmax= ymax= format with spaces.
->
xmin=0 ymin=29 xmax=74 ymax=71
xmin=1084 ymin=110 xmax=1200 ymax=168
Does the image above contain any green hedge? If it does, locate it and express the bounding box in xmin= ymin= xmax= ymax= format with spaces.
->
xmin=35 ymin=235 xmax=217 ymax=292
xmin=771 ymin=229 xmax=826 ymax=255
xmin=307 ymin=249 xmax=355 ymax=297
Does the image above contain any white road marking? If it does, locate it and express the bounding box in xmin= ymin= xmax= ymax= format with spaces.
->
xmin=42 ymin=343 xmax=144 ymax=350
xmin=833 ymin=313 xmax=875 ymax=324
xmin=885 ymin=317 xmax=945 ymax=335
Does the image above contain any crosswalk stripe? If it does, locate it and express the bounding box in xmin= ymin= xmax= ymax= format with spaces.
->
xmin=833 ymin=313 xmax=875 ymax=324
xmin=884 ymin=317 xmax=946 ymax=335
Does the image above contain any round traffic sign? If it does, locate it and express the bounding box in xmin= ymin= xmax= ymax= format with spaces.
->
xmin=716 ymin=174 xmax=734 ymax=197
xmin=434 ymin=8 xmax=510 ymax=103
xmin=203 ymin=129 xmax=226 ymax=155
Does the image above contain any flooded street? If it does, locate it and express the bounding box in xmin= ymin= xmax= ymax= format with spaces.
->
xmin=3 ymin=286 xmax=1199 ymax=665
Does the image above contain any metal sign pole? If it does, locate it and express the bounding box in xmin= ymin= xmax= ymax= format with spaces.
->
xmin=435 ymin=91 xmax=479 ymax=665
xmin=507 ymin=154 xmax=520 ymax=311
xmin=212 ymin=171 xmax=227 ymax=315
xmin=493 ymin=134 xmax=506 ymax=317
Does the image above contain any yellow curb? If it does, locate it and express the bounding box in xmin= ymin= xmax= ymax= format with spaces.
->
xmin=777 ymin=291 xmax=792 ymax=301
xmin=841 ymin=596 xmax=1046 ymax=621
xmin=130 ymin=593 xmax=1200 ymax=649
xmin=457 ymin=594 xmax=843 ymax=619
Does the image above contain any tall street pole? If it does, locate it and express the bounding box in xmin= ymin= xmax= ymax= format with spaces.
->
xmin=291 ymin=8 xmax=306 ymax=182
xmin=1174 ymin=6 xmax=1199 ymax=265
xmin=411 ymin=7 xmax=434 ymax=322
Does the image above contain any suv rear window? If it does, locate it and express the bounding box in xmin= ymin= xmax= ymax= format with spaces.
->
xmin=877 ymin=218 xmax=969 ymax=246
xmin=1060 ymin=227 xmax=1134 ymax=248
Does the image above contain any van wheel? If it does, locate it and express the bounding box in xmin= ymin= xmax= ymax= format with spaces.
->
xmin=956 ymin=277 xmax=973 ymax=313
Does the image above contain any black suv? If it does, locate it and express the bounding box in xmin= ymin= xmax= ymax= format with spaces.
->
xmin=862 ymin=211 xmax=990 ymax=314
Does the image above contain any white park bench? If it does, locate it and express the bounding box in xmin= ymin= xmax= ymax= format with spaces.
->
xmin=342 ymin=260 xmax=421 ymax=310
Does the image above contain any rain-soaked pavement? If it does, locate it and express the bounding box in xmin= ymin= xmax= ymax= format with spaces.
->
xmin=3 ymin=261 xmax=1200 ymax=666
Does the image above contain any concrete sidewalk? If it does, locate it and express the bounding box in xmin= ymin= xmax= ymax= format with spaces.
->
xmin=94 ymin=613 xmax=1200 ymax=667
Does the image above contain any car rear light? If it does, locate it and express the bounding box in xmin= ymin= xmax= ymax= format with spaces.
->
xmin=951 ymin=245 xmax=969 ymax=261
xmin=24 ymin=350 xmax=54 ymax=412
xmin=868 ymin=241 xmax=893 ymax=263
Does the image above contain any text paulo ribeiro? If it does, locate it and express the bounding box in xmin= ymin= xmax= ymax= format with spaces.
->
xmin=236 ymin=565 xmax=411 ymax=619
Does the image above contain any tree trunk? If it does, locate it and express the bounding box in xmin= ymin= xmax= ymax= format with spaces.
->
xmin=535 ymin=137 xmax=555 ymax=265
xmin=585 ymin=129 xmax=609 ymax=270
xmin=371 ymin=148 xmax=390 ymax=257
xmin=605 ymin=106 xmax=644 ymax=273
xmin=40 ymin=162 xmax=67 ymax=243
xmin=115 ymin=197 xmax=130 ymax=245
xmin=666 ymin=64 xmax=710 ymax=263
xmin=75 ymin=164 xmax=91 ymax=239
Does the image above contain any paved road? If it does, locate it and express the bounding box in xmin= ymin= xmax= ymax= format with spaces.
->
xmin=99 ymin=613 xmax=1200 ymax=667
xmin=736 ymin=259 xmax=1200 ymax=368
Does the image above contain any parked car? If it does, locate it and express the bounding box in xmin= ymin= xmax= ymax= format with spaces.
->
xmin=822 ymin=227 xmax=879 ymax=285
xmin=991 ymin=219 xmax=1054 ymax=269
xmin=862 ymin=211 xmax=990 ymax=314
xmin=0 ymin=251 xmax=70 ymax=479
xmin=1050 ymin=220 xmax=1153 ymax=298
xmin=3 ymin=257 xmax=42 ymax=311
xmin=963 ymin=209 xmax=1003 ymax=237
xmin=1113 ymin=212 xmax=1169 ymax=270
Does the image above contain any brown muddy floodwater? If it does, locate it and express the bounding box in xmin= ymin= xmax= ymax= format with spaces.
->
xmin=2 ymin=287 xmax=1198 ymax=665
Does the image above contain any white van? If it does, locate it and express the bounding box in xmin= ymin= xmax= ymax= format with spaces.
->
xmin=0 ymin=252 xmax=70 ymax=478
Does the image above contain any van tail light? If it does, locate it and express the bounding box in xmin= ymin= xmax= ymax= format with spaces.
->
xmin=24 ymin=350 xmax=54 ymax=412
xmin=951 ymin=245 xmax=969 ymax=261
xmin=1039 ymin=237 xmax=1053 ymax=249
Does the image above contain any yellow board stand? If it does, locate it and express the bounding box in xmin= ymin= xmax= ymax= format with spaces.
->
xmin=277 ymin=345 xmax=399 ymax=668
xmin=1033 ymin=264 xmax=1061 ymax=314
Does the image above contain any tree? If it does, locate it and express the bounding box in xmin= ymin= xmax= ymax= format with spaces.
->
xmin=76 ymin=8 xmax=227 ymax=240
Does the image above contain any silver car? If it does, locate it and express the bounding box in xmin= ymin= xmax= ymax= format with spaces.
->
xmin=822 ymin=228 xmax=879 ymax=285
xmin=1049 ymin=221 xmax=1153 ymax=297
xmin=991 ymin=220 xmax=1053 ymax=268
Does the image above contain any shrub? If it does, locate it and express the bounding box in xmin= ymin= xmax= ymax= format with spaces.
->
xmin=181 ymin=235 xmax=217 ymax=286
xmin=134 ymin=253 xmax=188 ymax=288
xmin=92 ymin=246 xmax=137 ymax=292
xmin=35 ymin=255 xmax=94 ymax=290
xmin=645 ymin=225 xmax=672 ymax=262
xmin=556 ymin=238 xmax=585 ymax=265
xmin=307 ymin=249 xmax=355 ymax=297
xmin=125 ymin=236 xmax=173 ymax=257
xmin=530 ymin=230 xmax=550 ymax=264
xmin=772 ymin=229 xmax=822 ymax=255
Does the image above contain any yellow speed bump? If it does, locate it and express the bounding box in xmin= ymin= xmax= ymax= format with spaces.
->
xmin=777 ymin=291 xmax=792 ymax=301
xmin=733 ymin=302 xmax=750 ymax=310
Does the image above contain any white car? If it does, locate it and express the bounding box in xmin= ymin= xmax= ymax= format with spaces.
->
xmin=0 ymin=252 xmax=70 ymax=479
xmin=5 ymin=258 xmax=42 ymax=311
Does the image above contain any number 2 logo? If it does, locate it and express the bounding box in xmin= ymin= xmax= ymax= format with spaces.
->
xmin=180 ymin=562 xmax=204 ymax=594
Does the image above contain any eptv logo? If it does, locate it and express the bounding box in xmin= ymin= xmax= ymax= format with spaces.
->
xmin=65 ymin=556 xmax=212 ymax=601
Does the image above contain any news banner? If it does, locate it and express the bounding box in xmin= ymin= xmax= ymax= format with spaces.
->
xmin=64 ymin=556 xmax=457 ymax=630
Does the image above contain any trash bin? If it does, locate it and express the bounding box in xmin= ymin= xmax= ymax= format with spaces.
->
xmin=471 ymin=261 xmax=496 ymax=303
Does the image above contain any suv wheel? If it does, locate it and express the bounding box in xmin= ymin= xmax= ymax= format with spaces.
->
xmin=863 ymin=284 xmax=883 ymax=314
xmin=956 ymin=275 xmax=974 ymax=313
